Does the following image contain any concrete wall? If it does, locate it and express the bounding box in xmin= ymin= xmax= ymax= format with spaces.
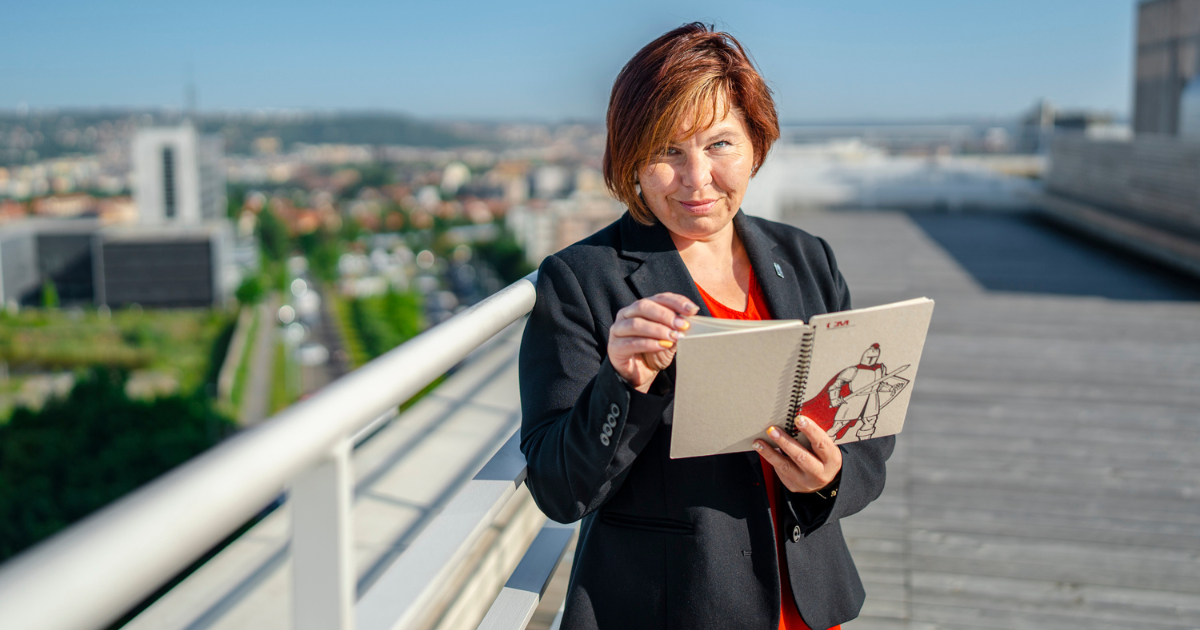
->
xmin=36 ymin=233 xmax=94 ymax=304
xmin=197 ymin=135 xmax=227 ymax=222
xmin=1134 ymin=0 xmax=1200 ymax=135
xmin=1 ymin=218 xmax=233 ymax=309
xmin=1047 ymin=132 xmax=1200 ymax=239
xmin=98 ymin=236 xmax=215 ymax=307
xmin=0 ymin=229 xmax=38 ymax=307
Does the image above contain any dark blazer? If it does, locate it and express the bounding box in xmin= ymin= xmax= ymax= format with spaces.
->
xmin=518 ymin=210 xmax=894 ymax=630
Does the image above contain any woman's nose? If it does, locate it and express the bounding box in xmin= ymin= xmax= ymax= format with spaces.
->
xmin=678 ymin=153 xmax=712 ymax=190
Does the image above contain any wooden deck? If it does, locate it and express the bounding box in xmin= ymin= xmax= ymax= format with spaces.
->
xmin=792 ymin=209 xmax=1200 ymax=630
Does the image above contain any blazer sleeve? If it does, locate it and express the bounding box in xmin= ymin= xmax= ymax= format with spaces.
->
xmin=518 ymin=254 xmax=670 ymax=524
xmin=784 ymin=236 xmax=897 ymax=537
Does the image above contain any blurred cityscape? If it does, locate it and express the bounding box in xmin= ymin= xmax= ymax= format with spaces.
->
xmin=1 ymin=1 xmax=1199 ymax=629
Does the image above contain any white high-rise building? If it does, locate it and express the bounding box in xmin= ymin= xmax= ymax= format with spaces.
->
xmin=132 ymin=125 xmax=225 ymax=225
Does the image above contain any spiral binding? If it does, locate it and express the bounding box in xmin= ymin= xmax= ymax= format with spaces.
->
xmin=784 ymin=330 xmax=816 ymax=437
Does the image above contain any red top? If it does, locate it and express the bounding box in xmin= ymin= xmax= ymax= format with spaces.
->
xmin=695 ymin=273 xmax=833 ymax=630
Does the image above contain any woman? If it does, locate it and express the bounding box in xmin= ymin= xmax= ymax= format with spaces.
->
xmin=518 ymin=23 xmax=892 ymax=630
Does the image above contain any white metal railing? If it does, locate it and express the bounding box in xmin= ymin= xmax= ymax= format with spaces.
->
xmin=357 ymin=431 xmax=575 ymax=630
xmin=476 ymin=520 xmax=574 ymax=630
xmin=0 ymin=272 xmax=553 ymax=630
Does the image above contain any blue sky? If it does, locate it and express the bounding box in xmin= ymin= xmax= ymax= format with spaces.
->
xmin=2 ymin=0 xmax=1138 ymax=121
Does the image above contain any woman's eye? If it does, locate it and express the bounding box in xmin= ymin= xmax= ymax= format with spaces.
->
xmin=710 ymin=140 xmax=731 ymax=149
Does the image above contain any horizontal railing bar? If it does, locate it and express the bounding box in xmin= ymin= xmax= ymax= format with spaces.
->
xmin=351 ymin=407 xmax=400 ymax=447
xmin=548 ymin=604 xmax=566 ymax=630
xmin=349 ymin=316 xmax=521 ymax=450
xmin=357 ymin=430 xmax=528 ymax=630
xmin=0 ymin=272 xmax=538 ymax=630
xmin=475 ymin=522 xmax=575 ymax=630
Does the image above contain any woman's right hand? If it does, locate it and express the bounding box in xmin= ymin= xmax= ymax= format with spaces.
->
xmin=608 ymin=293 xmax=699 ymax=393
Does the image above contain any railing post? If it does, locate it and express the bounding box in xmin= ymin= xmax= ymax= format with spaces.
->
xmin=292 ymin=439 xmax=354 ymax=630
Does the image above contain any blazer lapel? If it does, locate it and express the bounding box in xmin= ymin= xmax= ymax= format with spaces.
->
xmin=620 ymin=210 xmax=807 ymax=322
xmin=620 ymin=213 xmax=711 ymax=317
xmin=735 ymin=211 xmax=803 ymax=322
xmin=619 ymin=210 xmax=810 ymax=321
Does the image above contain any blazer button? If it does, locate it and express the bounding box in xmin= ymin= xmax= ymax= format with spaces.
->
xmin=792 ymin=526 xmax=802 ymax=543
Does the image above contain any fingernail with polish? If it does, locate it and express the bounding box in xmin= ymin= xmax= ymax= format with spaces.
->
xmin=674 ymin=318 xmax=690 ymax=330
xmin=658 ymin=339 xmax=674 ymax=348
xmin=670 ymin=330 xmax=680 ymax=339
xmin=768 ymin=427 xmax=779 ymax=438
xmin=797 ymin=416 xmax=808 ymax=428
xmin=753 ymin=442 xmax=762 ymax=451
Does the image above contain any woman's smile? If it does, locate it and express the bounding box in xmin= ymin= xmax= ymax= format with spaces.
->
xmin=675 ymin=198 xmax=718 ymax=214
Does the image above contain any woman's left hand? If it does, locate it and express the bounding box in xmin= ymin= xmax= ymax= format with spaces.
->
xmin=754 ymin=415 xmax=843 ymax=494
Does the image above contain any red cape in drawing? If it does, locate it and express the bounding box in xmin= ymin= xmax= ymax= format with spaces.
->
xmin=798 ymin=364 xmax=886 ymax=439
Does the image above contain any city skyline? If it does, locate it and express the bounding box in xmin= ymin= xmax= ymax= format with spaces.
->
xmin=4 ymin=0 xmax=1137 ymax=121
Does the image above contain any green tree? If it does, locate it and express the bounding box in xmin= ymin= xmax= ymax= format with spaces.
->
xmin=357 ymin=163 xmax=391 ymax=188
xmin=226 ymin=183 xmax=248 ymax=219
xmin=474 ymin=232 xmax=534 ymax=284
xmin=339 ymin=163 xmax=392 ymax=200
xmin=235 ymin=274 xmax=266 ymax=305
xmin=381 ymin=290 xmax=423 ymax=341
xmin=348 ymin=289 xmax=424 ymax=360
xmin=257 ymin=209 xmax=291 ymax=263
xmin=0 ymin=369 xmax=236 ymax=561
xmin=41 ymin=280 xmax=59 ymax=309
xmin=298 ymin=229 xmax=340 ymax=283
xmin=340 ymin=216 xmax=363 ymax=242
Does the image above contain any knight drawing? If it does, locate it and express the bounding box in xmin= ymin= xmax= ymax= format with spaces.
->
xmin=799 ymin=343 xmax=910 ymax=441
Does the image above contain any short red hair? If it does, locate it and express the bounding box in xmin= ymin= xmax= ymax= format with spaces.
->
xmin=604 ymin=23 xmax=780 ymax=225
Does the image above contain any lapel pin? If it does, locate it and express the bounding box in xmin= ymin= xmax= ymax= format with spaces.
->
xmin=774 ymin=262 xmax=784 ymax=279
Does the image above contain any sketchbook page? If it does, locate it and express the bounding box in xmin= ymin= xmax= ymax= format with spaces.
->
xmin=684 ymin=315 xmax=800 ymax=336
xmin=671 ymin=321 xmax=811 ymax=458
xmin=802 ymin=298 xmax=934 ymax=446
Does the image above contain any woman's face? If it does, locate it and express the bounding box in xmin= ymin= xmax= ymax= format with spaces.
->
xmin=639 ymin=104 xmax=756 ymax=242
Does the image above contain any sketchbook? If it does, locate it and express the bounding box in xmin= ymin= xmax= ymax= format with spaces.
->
xmin=670 ymin=297 xmax=934 ymax=459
